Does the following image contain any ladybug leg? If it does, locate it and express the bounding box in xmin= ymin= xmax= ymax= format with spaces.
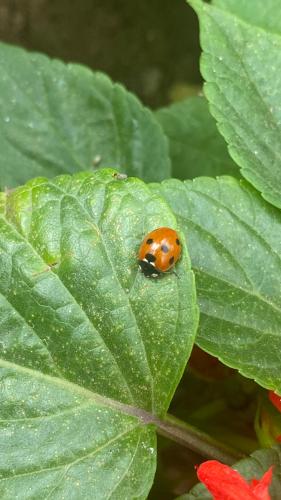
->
xmin=164 ymin=269 xmax=180 ymax=279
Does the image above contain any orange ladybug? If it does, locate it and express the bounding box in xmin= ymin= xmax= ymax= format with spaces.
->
xmin=138 ymin=227 xmax=181 ymax=278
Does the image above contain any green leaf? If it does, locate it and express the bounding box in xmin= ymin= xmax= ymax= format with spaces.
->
xmin=212 ymin=0 xmax=281 ymax=34
xmin=190 ymin=0 xmax=281 ymax=209
xmin=179 ymin=444 xmax=281 ymax=499
xmin=0 ymin=361 xmax=156 ymax=500
xmin=153 ymin=176 xmax=281 ymax=393
xmin=155 ymin=96 xmax=238 ymax=179
xmin=0 ymin=169 xmax=198 ymax=498
xmin=0 ymin=43 xmax=170 ymax=188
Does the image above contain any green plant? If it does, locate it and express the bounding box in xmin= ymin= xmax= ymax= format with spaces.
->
xmin=1 ymin=0 xmax=281 ymax=498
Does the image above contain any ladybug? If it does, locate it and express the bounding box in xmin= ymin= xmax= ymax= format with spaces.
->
xmin=138 ymin=227 xmax=181 ymax=278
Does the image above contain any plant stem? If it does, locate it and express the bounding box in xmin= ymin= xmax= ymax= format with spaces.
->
xmin=155 ymin=413 xmax=244 ymax=465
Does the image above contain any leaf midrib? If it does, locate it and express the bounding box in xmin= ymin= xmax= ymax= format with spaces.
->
xmin=0 ymin=358 xmax=156 ymax=425
xmin=53 ymin=179 xmax=155 ymax=410
xmin=0 ymin=212 xmax=135 ymax=404
xmin=196 ymin=266 xmax=281 ymax=319
xmin=189 ymin=187 xmax=281 ymax=268
xmin=173 ymin=211 xmax=281 ymax=318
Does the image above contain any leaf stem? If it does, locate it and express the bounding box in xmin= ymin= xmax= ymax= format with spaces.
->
xmin=155 ymin=413 xmax=244 ymax=465
xmin=0 ymin=360 xmax=245 ymax=464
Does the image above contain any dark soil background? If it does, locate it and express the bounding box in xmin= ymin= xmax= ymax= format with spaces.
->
xmin=0 ymin=0 xmax=201 ymax=108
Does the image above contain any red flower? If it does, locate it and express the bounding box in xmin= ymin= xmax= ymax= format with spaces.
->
xmin=197 ymin=460 xmax=273 ymax=500
xmin=268 ymin=391 xmax=281 ymax=413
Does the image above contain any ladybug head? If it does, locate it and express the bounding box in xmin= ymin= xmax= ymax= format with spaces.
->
xmin=138 ymin=259 xmax=160 ymax=278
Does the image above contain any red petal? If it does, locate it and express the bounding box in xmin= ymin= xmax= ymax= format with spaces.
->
xmin=268 ymin=391 xmax=281 ymax=412
xmin=197 ymin=460 xmax=256 ymax=500
xmin=250 ymin=467 xmax=273 ymax=500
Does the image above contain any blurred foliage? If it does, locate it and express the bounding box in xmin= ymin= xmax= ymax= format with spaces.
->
xmin=0 ymin=0 xmax=201 ymax=108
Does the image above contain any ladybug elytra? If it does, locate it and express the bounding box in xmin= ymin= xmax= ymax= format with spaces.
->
xmin=138 ymin=227 xmax=181 ymax=278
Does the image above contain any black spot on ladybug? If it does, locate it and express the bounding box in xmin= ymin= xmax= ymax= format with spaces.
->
xmin=161 ymin=244 xmax=169 ymax=253
xmin=176 ymin=238 xmax=180 ymax=245
xmin=169 ymin=256 xmax=174 ymax=265
xmin=146 ymin=238 xmax=153 ymax=245
xmin=145 ymin=253 xmax=156 ymax=263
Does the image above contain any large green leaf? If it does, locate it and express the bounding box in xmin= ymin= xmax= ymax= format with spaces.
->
xmin=0 ymin=361 xmax=156 ymax=500
xmin=153 ymin=176 xmax=281 ymax=393
xmin=0 ymin=43 xmax=170 ymax=188
xmin=179 ymin=444 xmax=281 ymax=499
xmin=190 ymin=0 xmax=281 ymax=209
xmin=155 ymin=96 xmax=238 ymax=179
xmin=0 ymin=169 xmax=198 ymax=498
